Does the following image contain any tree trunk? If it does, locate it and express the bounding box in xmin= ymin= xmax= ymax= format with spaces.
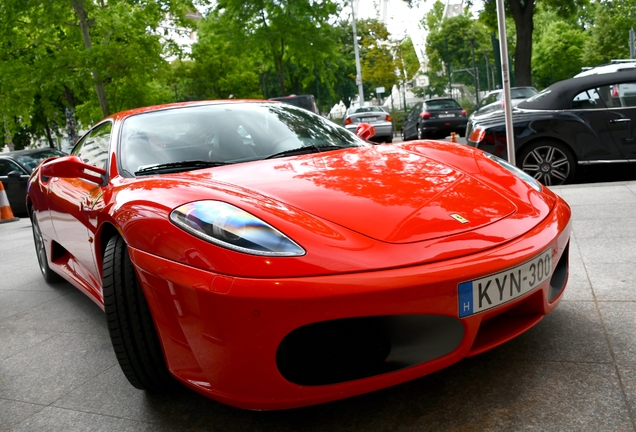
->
xmin=71 ymin=0 xmax=110 ymax=117
xmin=509 ymin=0 xmax=535 ymax=86
xmin=63 ymin=88 xmax=79 ymax=145
xmin=44 ymin=118 xmax=55 ymax=148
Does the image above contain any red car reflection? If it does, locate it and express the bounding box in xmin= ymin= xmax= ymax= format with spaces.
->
xmin=27 ymin=100 xmax=571 ymax=410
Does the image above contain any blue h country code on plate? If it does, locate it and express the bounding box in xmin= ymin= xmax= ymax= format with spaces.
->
xmin=458 ymin=249 xmax=552 ymax=318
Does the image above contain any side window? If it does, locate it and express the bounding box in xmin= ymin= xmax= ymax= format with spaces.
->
xmin=597 ymin=82 xmax=636 ymax=108
xmin=73 ymin=122 xmax=112 ymax=169
xmin=409 ymin=103 xmax=422 ymax=120
xmin=0 ymin=159 xmax=22 ymax=176
xmin=572 ymin=88 xmax=604 ymax=110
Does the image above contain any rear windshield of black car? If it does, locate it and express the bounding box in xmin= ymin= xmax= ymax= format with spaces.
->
xmin=425 ymin=100 xmax=461 ymax=110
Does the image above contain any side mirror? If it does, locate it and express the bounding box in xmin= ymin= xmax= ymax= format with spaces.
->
xmin=356 ymin=123 xmax=376 ymax=141
xmin=40 ymin=155 xmax=106 ymax=185
xmin=7 ymin=170 xmax=24 ymax=179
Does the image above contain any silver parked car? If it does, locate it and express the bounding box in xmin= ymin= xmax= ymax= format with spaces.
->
xmin=470 ymin=87 xmax=538 ymax=120
xmin=343 ymin=106 xmax=393 ymax=143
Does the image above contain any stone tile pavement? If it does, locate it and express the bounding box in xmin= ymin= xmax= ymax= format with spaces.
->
xmin=1 ymin=181 xmax=636 ymax=431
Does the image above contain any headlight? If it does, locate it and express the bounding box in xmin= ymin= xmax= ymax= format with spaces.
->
xmin=170 ymin=201 xmax=305 ymax=256
xmin=485 ymin=153 xmax=543 ymax=192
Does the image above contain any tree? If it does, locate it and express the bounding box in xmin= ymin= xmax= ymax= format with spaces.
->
xmin=480 ymin=0 xmax=588 ymax=86
xmin=532 ymin=8 xmax=587 ymax=88
xmin=215 ymin=0 xmax=340 ymax=97
xmin=0 ymin=0 xmax=198 ymax=149
xmin=425 ymin=5 xmax=491 ymax=97
xmin=583 ymin=0 xmax=636 ymax=66
xmin=357 ymin=19 xmax=398 ymax=99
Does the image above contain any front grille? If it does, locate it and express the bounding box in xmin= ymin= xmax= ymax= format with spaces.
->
xmin=549 ymin=241 xmax=569 ymax=302
xmin=276 ymin=315 xmax=464 ymax=386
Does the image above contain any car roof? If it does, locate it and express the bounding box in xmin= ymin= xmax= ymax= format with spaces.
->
xmin=517 ymin=70 xmax=636 ymax=110
xmin=1 ymin=148 xmax=65 ymax=157
xmin=574 ymin=62 xmax=636 ymax=77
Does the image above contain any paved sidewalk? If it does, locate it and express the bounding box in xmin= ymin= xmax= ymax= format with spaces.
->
xmin=1 ymin=181 xmax=636 ymax=431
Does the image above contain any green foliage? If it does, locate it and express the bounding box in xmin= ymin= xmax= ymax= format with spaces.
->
xmin=480 ymin=0 xmax=589 ymax=85
xmin=532 ymin=20 xmax=587 ymax=88
xmin=0 ymin=0 xmax=198 ymax=149
xmin=357 ymin=19 xmax=398 ymax=97
xmin=583 ymin=0 xmax=636 ymax=66
xmin=425 ymin=7 xmax=491 ymax=97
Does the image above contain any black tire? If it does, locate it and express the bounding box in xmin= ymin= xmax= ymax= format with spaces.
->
xmin=417 ymin=125 xmax=425 ymax=140
xmin=518 ymin=141 xmax=575 ymax=186
xmin=103 ymin=235 xmax=174 ymax=390
xmin=31 ymin=211 xmax=62 ymax=283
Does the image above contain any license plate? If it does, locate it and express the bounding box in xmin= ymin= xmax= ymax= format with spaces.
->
xmin=438 ymin=113 xmax=455 ymax=118
xmin=358 ymin=117 xmax=375 ymax=122
xmin=458 ymin=249 xmax=552 ymax=318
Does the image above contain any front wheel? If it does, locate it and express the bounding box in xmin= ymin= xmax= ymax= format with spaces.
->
xmin=31 ymin=211 xmax=62 ymax=283
xmin=103 ymin=235 xmax=174 ymax=391
xmin=518 ymin=141 xmax=575 ymax=186
xmin=417 ymin=126 xmax=425 ymax=140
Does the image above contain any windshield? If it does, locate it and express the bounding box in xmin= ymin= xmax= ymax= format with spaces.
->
xmin=425 ymin=99 xmax=461 ymax=110
xmin=347 ymin=107 xmax=386 ymax=115
xmin=120 ymin=103 xmax=368 ymax=176
xmin=14 ymin=150 xmax=65 ymax=173
xmin=510 ymin=87 xmax=538 ymax=99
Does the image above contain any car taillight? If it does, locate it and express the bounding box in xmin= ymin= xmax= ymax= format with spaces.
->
xmin=461 ymin=109 xmax=467 ymax=117
xmin=420 ymin=111 xmax=431 ymax=119
xmin=469 ymin=127 xmax=486 ymax=143
xmin=385 ymin=115 xmax=392 ymax=122
xmin=345 ymin=117 xmax=352 ymax=125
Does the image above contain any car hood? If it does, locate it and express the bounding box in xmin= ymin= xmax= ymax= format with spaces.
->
xmin=179 ymin=145 xmax=517 ymax=244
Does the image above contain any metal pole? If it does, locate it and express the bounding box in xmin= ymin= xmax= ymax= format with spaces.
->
xmin=496 ymin=0 xmax=516 ymax=165
xmin=471 ymin=37 xmax=479 ymax=105
xmin=351 ymin=1 xmax=365 ymax=108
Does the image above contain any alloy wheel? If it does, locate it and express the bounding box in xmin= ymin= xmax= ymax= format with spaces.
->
xmin=521 ymin=145 xmax=572 ymax=186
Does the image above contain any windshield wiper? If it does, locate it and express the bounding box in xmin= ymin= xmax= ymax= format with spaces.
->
xmin=265 ymin=144 xmax=348 ymax=160
xmin=135 ymin=160 xmax=232 ymax=176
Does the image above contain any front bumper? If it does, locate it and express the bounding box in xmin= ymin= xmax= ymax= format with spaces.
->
xmin=130 ymin=198 xmax=571 ymax=410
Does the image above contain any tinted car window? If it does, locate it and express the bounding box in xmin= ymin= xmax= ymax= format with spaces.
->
xmin=12 ymin=149 xmax=65 ymax=173
xmin=120 ymin=103 xmax=368 ymax=175
xmin=596 ymin=82 xmax=636 ymax=107
xmin=510 ymin=88 xmax=537 ymax=99
xmin=73 ymin=122 xmax=112 ymax=169
xmin=348 ymin=107 xmax=386 ymax=115
xmin=0 ymin=159 xmax=23 ymax=176
xmin=425 ymin=100 xmax=461 ymax=110
xmin=572 ymin=88 xmax=604 ymax=110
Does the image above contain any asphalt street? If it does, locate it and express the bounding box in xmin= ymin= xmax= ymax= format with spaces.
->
xmin=2 ymin=179 xmax=636 ymax=431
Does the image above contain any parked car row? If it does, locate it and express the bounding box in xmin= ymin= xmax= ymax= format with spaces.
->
xmin=466 ymin=69 xmax=636 ymax=185
xmin=0 ymin=148 xmax=66 ymax=215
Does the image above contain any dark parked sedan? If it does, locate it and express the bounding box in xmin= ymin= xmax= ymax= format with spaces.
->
xmin=466 ymin=70 xmax=636 ymax=185
xmin=402 ymin=98 xmax=467 ymax=140
xmin=0 ymin=148 xmax=66 ymax=215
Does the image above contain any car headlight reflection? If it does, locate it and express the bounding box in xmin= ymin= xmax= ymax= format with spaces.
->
xmin=485 ymin=153 xmax=543 ymax=192
xmin=170 ymin=201 xmax=306 ymax=256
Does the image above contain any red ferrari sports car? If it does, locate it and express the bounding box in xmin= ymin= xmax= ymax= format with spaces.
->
xmin=27 ymin=100 xmax=571 ymax=410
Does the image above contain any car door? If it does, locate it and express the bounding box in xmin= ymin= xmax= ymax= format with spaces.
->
xmin=569 ymin=87 xmax=628 ymax=162
xmin=46 ymin=122 xmax=112 ymax=295
xmin=595 ymin=81 xmax=636 ymax=160
xmin=0 ymin=159 xmax=29 ymax=215
xmin=403 ymin=103 xmax=422 ymax=139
